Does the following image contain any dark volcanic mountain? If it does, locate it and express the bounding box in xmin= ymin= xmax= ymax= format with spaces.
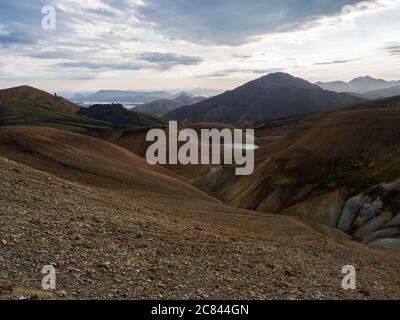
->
xmin=166 ymin=73 xmax=363 ymax=124
xmin=78 ymin=104 xmax=164 ymax=127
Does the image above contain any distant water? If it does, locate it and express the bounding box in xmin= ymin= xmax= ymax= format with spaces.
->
xmin=77 ymin=102 xmax=143 ymax=109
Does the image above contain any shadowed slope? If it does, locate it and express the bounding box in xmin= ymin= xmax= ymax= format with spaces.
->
xmin=135 ymin=95 xmax=205 ymax=117
xmin=99 ymin=123 xmax=238 ymax=179
xmin=0 ymin=126 xmax=212 ymax=201
xmin=77 ymin=104 xmax=165 ymax=127
xmin=192 ymin=96 xmax=400 ymax=243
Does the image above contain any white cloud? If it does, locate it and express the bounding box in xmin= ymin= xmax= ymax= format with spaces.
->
xmin=0 ymin=0 xmax=399 ymax=91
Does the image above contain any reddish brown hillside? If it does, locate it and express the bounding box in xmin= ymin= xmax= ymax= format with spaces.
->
xmin=0 ymin=126 xmax=211 ymax=200
xmin=0 ymin=85 xmax=80 ymax=114
xmin=196 ymin=97 xmax=400 ymax=210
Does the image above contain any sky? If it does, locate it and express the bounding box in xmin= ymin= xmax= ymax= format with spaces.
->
xmin=0 ymin=0 xmax=399 ymax=92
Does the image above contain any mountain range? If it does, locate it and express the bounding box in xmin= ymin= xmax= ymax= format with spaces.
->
xmin=358 ymin=86 xmax=400 ymax=100
xmin=72 ymin=90 xmax=173 ymax=103
xmin=167 ymin=73 xmax=364 ymax=124
xmin=316 ymin=76 xmax=400 ymax=94
xmin=134 ymin=94 xmax=206 ymax=117
xmin=70 ymin=89 xmax=220 ymax=104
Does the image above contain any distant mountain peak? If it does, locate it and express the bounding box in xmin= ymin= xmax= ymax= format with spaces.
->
xmin=175 ymin=91 xmax=194 ymax=97
xmin=352 ymin=75 xmax=375 ymax=80
xmin=247 ymin=72 xmax=319 ymax=90
xmin=350 ymin=76 xmax=386 ymax=84
xmin=175 ymin=94 xmax=193 ymax=101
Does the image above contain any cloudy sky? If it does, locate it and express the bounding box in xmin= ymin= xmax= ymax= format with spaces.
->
xmin=0 ymin=0 xmax=399 ymax=92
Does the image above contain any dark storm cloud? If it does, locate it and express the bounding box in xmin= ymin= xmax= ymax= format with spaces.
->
xmin=136 ymin=0 xmax=367 ymax=45
xmin=385 ymin=45 xmax=400 ymax=56
xmin=0 ymin=1 xmax=47 ymax=45
xmin=55 ymin=61 xmax=145 ymax=71
xmin=0 ymin=31 xmax=34 ymax=47
xmin=205 ymin=68 xmax=284 ymax=78
xmin=313 ymin=59 xmax=360 ymax=65
xmin=27 ymin=50 xmax=89 ymax=60
xmin=138 ymin=52 xmax=203 ymax=69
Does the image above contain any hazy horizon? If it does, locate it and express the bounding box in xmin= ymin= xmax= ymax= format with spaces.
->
xmin=1 ymin=73 xmax=400 ymax=96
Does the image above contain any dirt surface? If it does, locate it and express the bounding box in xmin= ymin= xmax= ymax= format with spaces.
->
xmin=1 ymin=154 xmax=400 ymax=300
xmin=1 ymin=125 xmax=400 ymax=300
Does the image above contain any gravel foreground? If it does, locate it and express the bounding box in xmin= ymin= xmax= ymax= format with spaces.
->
xmin=1 ymin=156 xmax=400 ymax=300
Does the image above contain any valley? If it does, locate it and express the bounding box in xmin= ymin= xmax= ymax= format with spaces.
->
xmin=2 ymin=131 xmax=400 ymax=300
xmin=2 ymin=0 xmax=400 ymax=305
xmin=1 ymin=73 xmax=400 ymax=300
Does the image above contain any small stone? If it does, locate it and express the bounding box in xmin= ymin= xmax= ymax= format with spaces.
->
xmin=87 ymin=269 xmax=97 ymax=279
xmin=1 ymin=239 xmax=7 ymax=246
xmin=284 ymin=268 xmax=296 ymax=277
xmin=59 ymin=290 xmax=68 ymax=297
xmin=274 ymin=281 xmax=290 ymax=289
xmin=99 ymin=262 xmax=111 ymax=269
xmin=0 ymin=281 xmax=12 ymax=292
xmin=359 ymin=289 xmax=370 ymax=297
xmin=73 ymin=234 xmax=82 ymax=241
xmin=266 ymin=263 xmax=275 ymax=269
xmin=68 ymin=267 xmax=81 ymax=273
